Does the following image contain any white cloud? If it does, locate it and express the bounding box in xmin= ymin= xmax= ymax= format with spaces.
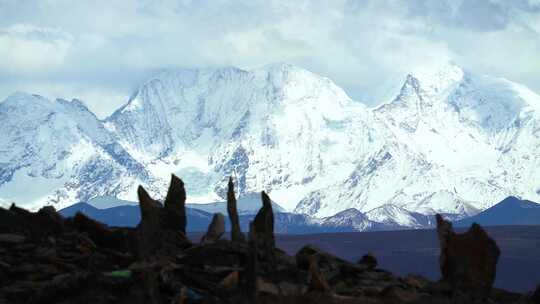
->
xmin=0 ymin=0 xmax=538 ymax=112
xmin=0 ymin=24 xmax=72 ymax=74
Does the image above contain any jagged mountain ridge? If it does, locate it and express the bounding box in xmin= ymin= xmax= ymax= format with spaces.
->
xmin=0 ymin=93 xmax=156 ymax=210
xmin=105 ymin=64 xmax=378 ymax=208
xmin=1 ymin=63 xmax=540 ymax=226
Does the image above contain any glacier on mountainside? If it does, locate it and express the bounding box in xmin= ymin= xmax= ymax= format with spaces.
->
xmin=1 ymin=62 xmax=540 ymax=228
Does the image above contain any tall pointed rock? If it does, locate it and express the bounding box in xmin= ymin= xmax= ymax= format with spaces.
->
xmin=135 ymin=181 xmax=191 ymax=258
xmin=253 ymin=191 xmax=275 ymax=260
xmin=436 ymin=214 xmax=500 ymax=300
xmin=163 ymin=174 xmax=187 ymax=233
xmin=136 ymin=185 xmax=162 ymax=257
xmin=227 ymin=177 xmax=244 ymax=242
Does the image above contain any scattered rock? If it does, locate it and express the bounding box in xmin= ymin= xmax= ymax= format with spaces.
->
xmin=402 ymin=275 xmax=430 ymax=290
xmin=201 ymin=213 xmax=225 ymax=244
xmin=219 ymin=271 xmax=239 ymax=290
xmin=296 ymin=245 xmax=362 ymax=276
xmin=257 ymin=277 xmax=281 ymax=295
xmin=0 ymin=179 xmax=534 ymax=304
xmin=308 ymin=255 xmax=331 ymax=292
xmin=380 ymin=285 xmax=420 ymax=303
xmin=358 ymin=253 xmax=378 ymax=270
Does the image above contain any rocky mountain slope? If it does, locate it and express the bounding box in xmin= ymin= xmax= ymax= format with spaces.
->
xmin=0 ymin=93 xmax=155 ymax=211
xmin=1 ymin=62 xmax=540 ymax=227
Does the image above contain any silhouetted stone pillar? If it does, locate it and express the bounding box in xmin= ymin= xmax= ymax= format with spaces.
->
xmin=201 ymin=213 xmax=225 ymax=244
xmin=136 ymin=186 xmax=163 ymax=257
xmin=227 ymin=177 xmax=245 ymax=243
xmin=163 ymin=174 xmax=187 ymax=233
xmin=253 ymin=191 xmax=275 ymax=251
xmin=436 ymin=214 xmax=500 ymax=300
xmin=135 ymin=176 xmax=191 ymax=258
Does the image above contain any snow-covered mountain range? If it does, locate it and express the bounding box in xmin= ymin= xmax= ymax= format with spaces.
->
xmin=1 ymin=62 xmax=540 ymax=228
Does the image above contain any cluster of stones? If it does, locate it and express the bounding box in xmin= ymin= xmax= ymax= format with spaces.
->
xmin=0 ymin=175 xmax=539 ymax=303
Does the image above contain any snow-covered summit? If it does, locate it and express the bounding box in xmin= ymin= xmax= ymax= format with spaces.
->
xmin=1 ymin=62 xmax=540 ymax=227
xmin=106 ymin=64 xmax=374 ymax=210
xmin=0 ymin=93 xmax=151 ymax=210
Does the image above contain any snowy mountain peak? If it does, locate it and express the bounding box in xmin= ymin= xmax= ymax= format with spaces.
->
xmin=408 ymin=61 xmax=465 ymax=97
xmin=1 ymin=92 xmax=53 ymax=111
xmin=2 ymin=63 xmax=540 ymax=227
xmin=366 ymin=204 xmax=429 ymax=228
xmin=0 ymin=93 xmax=151 ymax=210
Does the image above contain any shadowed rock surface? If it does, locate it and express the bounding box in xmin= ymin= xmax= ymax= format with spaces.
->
xmin=163 ymin=174 xmax=187 ymax=233
xmin=0 ymin=179 xmax=537 ymax=303
xmin=253 ymin=191 xmax=275 ymax=251
xmin=437 ymin=214 xmax=500 ymax=300
xmin=135 ymin=175 xmax=191 ymax=258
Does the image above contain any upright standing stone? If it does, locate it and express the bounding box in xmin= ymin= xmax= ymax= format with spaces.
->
xmin=227 ymin=177 xmax=245 ymax=243
xmin=200 ymin=213 xmax=225 ymax=244
xmin=253 ymin=191 xmax=275 ymax=251
xmin=136 ymin=186 xmax=163 ymax=257
xmin=135 ymin=176 xmax=191 ymax=258
xmin=436 ymin=214 xmax=500 ymax=300
xmin=163 ymin=174 xmax=187 ymax=233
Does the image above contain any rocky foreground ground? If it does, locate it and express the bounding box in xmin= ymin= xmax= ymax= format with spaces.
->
xmin=1 ymin=176 xmax=539 ymax=303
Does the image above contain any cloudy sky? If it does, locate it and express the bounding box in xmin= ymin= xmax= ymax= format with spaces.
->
xmin=1 ymin=0 xmax=539 ymax=117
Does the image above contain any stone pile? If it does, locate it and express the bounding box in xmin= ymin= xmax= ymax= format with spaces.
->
xmin=0 ymin=175 xmax=538 ymax=303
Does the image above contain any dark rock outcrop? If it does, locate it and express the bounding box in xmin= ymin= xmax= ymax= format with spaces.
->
xmin=136 ymin=175 xmax=191 ymax=258
xmin=0 ymin=178 xmax=535 ymax=304
xmin=253 ymin=191 xmax=275 ymax=256
xmin=436 ymin=214 xmax=501 ymax=300
xmin=227 ymin=177 xmax=245 ymax=243
xmin=163 ymin=174 xmax=187 ymax=233
xmin=357 ymin=253 xmax=378 ymax=270
xmin=532 ymin=285 xmax=540 ymax=303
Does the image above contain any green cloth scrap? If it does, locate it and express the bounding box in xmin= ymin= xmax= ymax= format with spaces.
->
xmin=103 ymin=270 xmax=132 ymax=278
